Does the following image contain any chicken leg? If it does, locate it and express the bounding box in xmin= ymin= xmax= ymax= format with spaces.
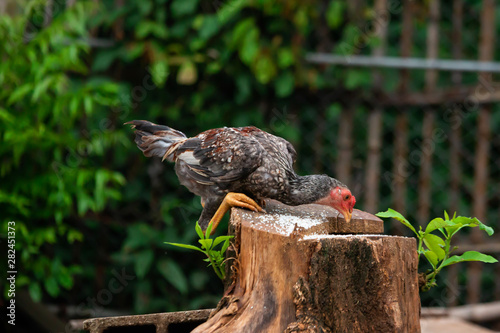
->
xmin=207 ymin=192 xmax=264 ymax=235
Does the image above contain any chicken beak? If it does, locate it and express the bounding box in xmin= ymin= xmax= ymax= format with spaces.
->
xmin=342 ymin=209 xmax=352 ymax=223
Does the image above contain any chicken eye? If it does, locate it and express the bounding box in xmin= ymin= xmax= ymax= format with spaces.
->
xmin=344 ymin=195 xmax=350 ymax=201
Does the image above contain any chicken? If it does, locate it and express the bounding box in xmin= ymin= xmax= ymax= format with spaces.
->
xmin=126 ymin=121 xmax=356 ymax=234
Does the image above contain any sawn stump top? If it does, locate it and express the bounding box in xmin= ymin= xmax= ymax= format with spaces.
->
xmin=232 ymin=199 xmax=383 ymax=236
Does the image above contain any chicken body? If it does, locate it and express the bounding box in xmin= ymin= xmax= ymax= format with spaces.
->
xmin=127 ymin=121 xmax=355 ymax=230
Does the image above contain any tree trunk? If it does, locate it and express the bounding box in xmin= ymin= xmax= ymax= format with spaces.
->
xmin=192 ymin=200 xmax=420 ymax=333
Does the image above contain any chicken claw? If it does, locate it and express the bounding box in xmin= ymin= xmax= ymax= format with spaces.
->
xmin=207 ymin=193 xmax=264 ymax=235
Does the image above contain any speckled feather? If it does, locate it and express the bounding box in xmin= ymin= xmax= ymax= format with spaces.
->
xmin=126 ymin=121 xmax=349 ymax=228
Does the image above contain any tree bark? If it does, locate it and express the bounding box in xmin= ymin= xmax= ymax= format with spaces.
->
xmin=193 ymin=201 xmax=420 ymax=333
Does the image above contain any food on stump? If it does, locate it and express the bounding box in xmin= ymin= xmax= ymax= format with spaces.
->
xmin=126 ymin=120 xmax=356 ymax=233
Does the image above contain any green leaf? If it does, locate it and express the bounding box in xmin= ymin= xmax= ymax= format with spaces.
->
xmin=277 ymin=48 xmax=294 ymax=68
xmin=92 ymin=49 xmax=120 ymax=72
xmin=94 ymin=169 xmax=106 ymax=210
xmin=171 ymin=0 xmax=199 ymax=17
xmin=44 ymin=277 xmax=60 ymax=297
xmin=423 ymin=250 xmax=438 ymax=269
xmin=231 ymin=18 xmax=255 ymax=46
xmin=0 ymin=107 xmax=15 ymax=123
xmin=8 ymin=84 xmax=32 ymax=105
xmin=83 ymin=95 xmax=93 ymax=114
xmin=29 ymin=282 xmax=42 ymax=302
xmin=239 ymin=28 xmax=259 ymax=64
xmin=195 ymin=221 xmax=204 ymax=239
xmin=275 ymin=71 xmax=294 ymax=97
xmin=67 ymin=229 xmax=83 ymax=243
xmin=425 ymin=218 xmax=454 ymax=234
xmin=447 ymin=216 xmax=494 ymax=237
xmin=254 ymin=55 xmax=276 ymax=84
xmin=217 ymin=0 xmax=246 ymax=23
xmin=345 ymin=69 xmax=370 ymax=89
xmin=376 ymin=209 xmax=416 ymax=235
xmin=165 ymin=242 xmax=204 ymax=253
xmin=212 ymin=235 xmax=233 ymax=249
xmin=157 ymin=259 xmax=188 ymax=294
xmin=134 ymin=249 xmax=154 ymax=279
xmin=326 ymin=1 xmax=345 ymax=28
xmin=150 ymin=60 xmax=169 ymax=87
xmin=205 ymin=220 xmax=213 ymax=237
xmin=58 ymin=272 xmax=74 ymax=289
xmin=477 ymin=220 xmax=495 ymax=236
xmin=442 ymin=251 xmax=498 ymax=268
xmin=199 ymin=238 xmax=213 ymax=251
xmin=221 ymin=237 xmax=231 ymax=253
xmin=422 ymin=233 xmax=445 ymax=261
xmin=199 ymin=15 xmax=220 ymax=40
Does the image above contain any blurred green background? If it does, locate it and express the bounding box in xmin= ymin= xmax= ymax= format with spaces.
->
xmin=1 ymin=0 xmax=499 ymax=330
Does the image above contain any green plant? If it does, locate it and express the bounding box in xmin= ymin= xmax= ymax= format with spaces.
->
xmin=0 ymin=1 xmax=127 ymax=301
xmin=166 ymin=222 xmax=234 ymax=281
xmin=376 ymin=209 xmax=497 ymax=291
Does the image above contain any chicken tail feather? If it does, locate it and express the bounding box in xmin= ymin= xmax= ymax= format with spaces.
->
xmin=125 ymin=120 xmax=187 ymax=161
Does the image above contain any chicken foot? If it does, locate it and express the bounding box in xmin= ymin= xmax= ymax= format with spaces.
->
xmin=207 ymin=193 xmax=264 ymax=235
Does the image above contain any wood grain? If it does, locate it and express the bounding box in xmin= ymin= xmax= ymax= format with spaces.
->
xmin=193 ymin=206 xmax=419 ymax=333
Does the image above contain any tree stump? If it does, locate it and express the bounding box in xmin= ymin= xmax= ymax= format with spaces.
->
xmin=193 ymin=200 xmax=420 ymax=333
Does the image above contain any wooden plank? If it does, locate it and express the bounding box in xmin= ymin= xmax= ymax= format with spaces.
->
xmin=447 ymin=0 xmax=464 ymax=307
xmin=113 ymin=0 xmax=125 ymax=40
xmin=364 ymin=109 xmax=383 ymax=214
xmin=392 ymin=112 xmax=408 ymax=234
xmin=364 ymin=0 xmax=388 ymax=214
xmin=421 ymin=317 xmax=494 ymax=333
xmin=392 ymin=0 xmax=415 ymax=234
xmin=336 ymin=109 xmax=354 ymax=187
xmin=417 ymin=0 xmax=439 ymax=226
xmin=417 ymin=111 xmax=435 ymax=226
xmin=305 ymin=54 xmax=500 ymax=72
xmin=379 ymin=84 xmax=500 ymax=106
xmin=467 ymin=0 xmax=495 ymax=305
xmin=453 ymin=241 xmax=500 ymax=255
xmin=83 ymin=309 xmax=213 ymax=333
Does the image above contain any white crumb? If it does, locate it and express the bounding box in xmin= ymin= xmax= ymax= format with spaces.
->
xmin=301 ymin=234 xmax=401 ymax=240
xmin=239 ymin=211 xmax=324 ymax=236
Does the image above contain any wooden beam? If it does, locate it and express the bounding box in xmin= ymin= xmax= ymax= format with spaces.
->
xmin=447 ymin=0 xmax=464 ymax=307
xmin=336 ymin=109 xmax=354 ymax=187
xmin=417 ymin=0 xmax=439 ymax=227
xmin=364 ymin=0 xmax=388 ymax=214
xmin=392 ymin=0 xmax=414 ymax=234
xmin=305 ymin=54 xmax=500 ymax=73
xmin=468 ymin=0 xmax=495 ymax=305
xmin=379 ymin=84 xmax=500 ymax=106
xmin=423 ymin=301 xmax=500 ymax=322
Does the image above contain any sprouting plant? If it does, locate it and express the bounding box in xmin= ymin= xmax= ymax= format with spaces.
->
xmin=166 ymin=222 xmax=233 ymax=280
xmin=376 ymin=209 xmax=498 ymax=291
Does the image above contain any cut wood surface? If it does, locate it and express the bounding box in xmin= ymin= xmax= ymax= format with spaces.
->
xmin=261 ymin=199 xmax=384 ymax=235
xmin=193 ymin=202 xmax=419 ymax=333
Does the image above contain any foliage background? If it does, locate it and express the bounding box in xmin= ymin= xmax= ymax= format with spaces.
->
xmin=1 ymin=0 xmax=499 ymax=326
